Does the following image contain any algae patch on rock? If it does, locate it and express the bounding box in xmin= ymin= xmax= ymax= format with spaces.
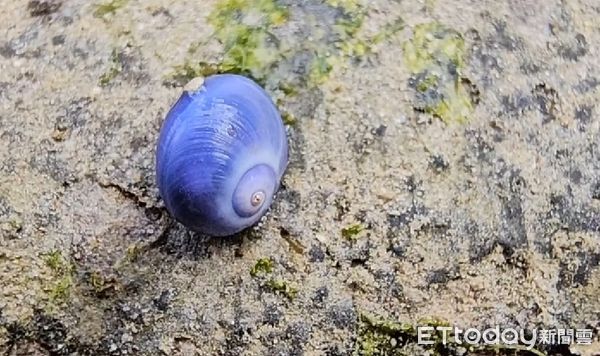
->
xmin=165 ymin=0 xmax=289 ymax=87
xmin=93 ymin=0 xmax=128 ymax=18
xmin=42 ymin=251 xmax=74 ymax=305
xmin=355 ymin=313 xmax=548 ymax=356
xmin=265 ymin=279 xmax=298 ymax=300
xmin=341 ymin=223 xmax=365 ymax=240
xmin=355 ymin=314 xmax=416 ymax=356
xmin=209 ymin=0 xmax=289 ymax=80
xmin=250 ymin=257 xmax=274 ymax=277
xmin=169 ymin=0 xmax=403 ymax=92
xmin=403 ymin=22 xmax=479 ymax=123
xmin=99 ymin=48 xmax=123 ymax=86
xmin=249 ymin=257 xmax=297 ymax=300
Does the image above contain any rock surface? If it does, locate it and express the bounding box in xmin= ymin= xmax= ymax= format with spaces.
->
xmin=0 ymin=0 xmax=599 ymax=355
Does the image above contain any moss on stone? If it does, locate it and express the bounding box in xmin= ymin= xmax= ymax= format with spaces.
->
xmin=99 ymin=48 xmax=123 ymax=86
xmin=250 ymin=258 xmax=274 ymax=277
xmin=309 ymin=54 xmax=335 ymax=85
xmin=46 ymin=275 xmax=72 ymax=302
xmin=356 ymin=313 xmax=463 ymax=355
xmin=208 ymin=0 xmax=289 ymax=81
xmin=403 ymin=22 xmax=478 ymax=123
xmin=43 ymin=250 xmax=64 ymax=272
xmin=88 ymin=271 xmax=120 ymax=296
xmin=265 ymin=278 xmax=298 ymax=300
xmin=42 ymin=251 xmax=74 ymax=304
xmin=342 ymin=224 xmax=365 ymax=240
xmin=356 ymin=313 xmax=547 ymax=355
xmin=281 ymin=111 xmax=297 ymax=126
xmin=93 ymin=0 xmax=128 ymax=18
xmin=125 ymin=243 xmax=142 ymax=263
xmin=355 ymin=313 xmax=416 ymax=356
xmin=326 ymin=0 xmax=363 ymax=14
xmin=170 ymin=1 xmax=403 ymax=97
xmin=403 ymin=22 xmax=465 ymax=73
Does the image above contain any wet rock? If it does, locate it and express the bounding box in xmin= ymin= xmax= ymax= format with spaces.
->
xmin=429 ymin=154 xmax=449 ymax=173
xmin=500 ymin=92 xmax=531 ymax=117
xmin=558 ymin=33 xmax=588 ymax=61
xmin=532 ymin=83 xmax=560 ymax=123
xmin=284 ymin=322 xmax=311 ymax=354
xmin=574 ymin=77 xmax=599 ymax=94
xmin=1 ymin=1 xmax=599 ymax=354
xmin=593 ymin=183 xmax=600 ymax=200
xmin=328 ymin=302 xmax=356 ymax=329
xmin=372 ymin=270 xmax=403 ymax=299
xmin=487 ymin=19 xmax=523 ymax=51
xmin=427 ymin=267 xmax=459 ymax=285
xmin=549 ymin=194 xmax=600 ymax=233
xmin=312 ymin=287 xmax=329 ymax=307
xmin=498 ymin=170 xmax=527 ymax=258
xmin=308 ymin=244 xmax=325 ymax=263
xmin=574 ymin=105 xmax=593 ymax=131
xmin=28 ymin=1 xmax=62 ymax=17
xmin=0 ymin=28 xmax=39 ymax=58
xmin=387 ymin=204 xmax=428 ymax=230
xmin=153 ymin=289 xmax=173 ymax=311
xmin=51 ymin=35 xmax=65 ymax=46
xmin=263 ymin=304 xmax=283 ymax=326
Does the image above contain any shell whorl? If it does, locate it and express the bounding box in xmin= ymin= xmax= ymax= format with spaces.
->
xmin=232 ymin=164 xmax=277 ymax=218
xmin=155 ymin=74 xmax=288 ymax=236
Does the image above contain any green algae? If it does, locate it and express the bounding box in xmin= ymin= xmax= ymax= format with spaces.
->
xmin=42 ymin=251 xmax=74 ymax=304
xmin=167 ymin=0 xmax=288 ymax=86
xmin=170 ymin=1 xmax=403 ymax=93
xmin=415 ymin=73 xmax=440 ymax=93
xmin=99 ymin=48 xmax=123 ymax=86
xmin=281 ymin=111 xmax=297 ymax=126
xmin=167 ymin=62 xmax=221 ymax=87
xmin=403 ymin=22 xmax=465 ymax=73
xmin=329 ymin=0 xmax=366 ymax=41
xmin=329 ymin=1 xmax=404 ymax=62
xmin=328 ymin=0 xmax=391 ymax=62
xmin=43 ymin=250 xmax=64 ymax=272
xmin=355 ymin=313 xmax=417 ymax=356
xmin=125 ymin=243 xmax=142 ymax=263
xmin=371 ymin=18 xmax=406 ymax=45
xmin=209 ymin=0 xmax=289 ymax=80
xmin=93 ymin=0 xmax=128 ymax=18
xmin=326 ymin=0 xmax=362 ymax=13
xmin=250 ymin=258 xmax=297 ymax=299
xmin=403 ymin=22 xmax=478 ymax=123
xmin=355 ymin=313 xmax=547 ymax=356
xmin=250 ymin=258 xmax=274 ymax=277
xmin=308 ymin=54 xmax=335 ymax=86
xmin=342 ymin=223 xmax=365 ymax=240
xmin=47 ymin=276 xmax=72 ymax=302
xmin=424 ymin=0 xmax=437 ymax=12
xmin=88 ymin=271 xmax=120 ymax=296
xmin=265 ymin=278 xmax=298 ymax=300
xmin=311 ymin=6 xmax=404 ymax=83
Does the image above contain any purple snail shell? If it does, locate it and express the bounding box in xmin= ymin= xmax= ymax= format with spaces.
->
xmin=155 ymin=74 xmax=288 ymax=236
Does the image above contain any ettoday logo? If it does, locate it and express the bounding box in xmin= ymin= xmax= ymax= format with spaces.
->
xmin=417 ymin=326 xmax=594 ymax=349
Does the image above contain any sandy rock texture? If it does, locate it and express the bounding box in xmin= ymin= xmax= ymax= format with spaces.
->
xmin=0 ymin=0 xmax=599 ymax=355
